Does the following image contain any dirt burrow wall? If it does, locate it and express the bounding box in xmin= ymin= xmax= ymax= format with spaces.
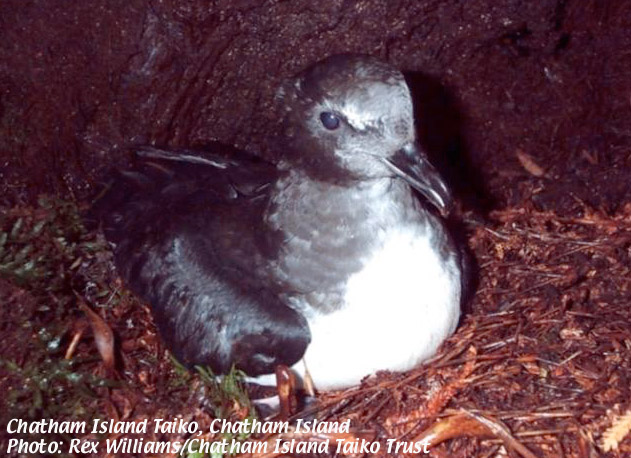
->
xmin=1 ymin=1 xmax=629 ymax=213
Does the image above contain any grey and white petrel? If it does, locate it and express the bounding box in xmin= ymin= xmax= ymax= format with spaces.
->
xmin=89 ymin=54 xmax=462 ymax=390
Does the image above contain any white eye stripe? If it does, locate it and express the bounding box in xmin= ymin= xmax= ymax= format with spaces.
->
xmin=311 ymin=80 xmax=413 ymax=137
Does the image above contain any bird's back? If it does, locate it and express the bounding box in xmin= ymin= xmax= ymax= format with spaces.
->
xmin=87 ymin=146 xmax=310 ymax=375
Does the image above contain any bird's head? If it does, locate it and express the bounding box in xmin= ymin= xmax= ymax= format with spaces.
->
xmin=276 ymin=54 xmax=452 ymax=216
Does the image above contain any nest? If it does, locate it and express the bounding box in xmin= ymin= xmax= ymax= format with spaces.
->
xmin=188 ymin=204 xmax=631 ymax=457
xmin=2 ymin=199 xmax=631 ymax=457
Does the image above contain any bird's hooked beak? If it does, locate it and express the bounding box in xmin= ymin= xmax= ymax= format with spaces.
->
xmin=383 ymin=143 xmax=453 ymax=217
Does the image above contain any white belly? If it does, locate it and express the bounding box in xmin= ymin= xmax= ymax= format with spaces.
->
xmin=252 ymin=225 xmax=461 ymax=390
xmin=305 ymin=226 xmax=460 ymax=389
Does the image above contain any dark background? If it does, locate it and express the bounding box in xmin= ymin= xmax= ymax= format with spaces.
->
xmin=1 ymin=0 xmax=630 ymax=214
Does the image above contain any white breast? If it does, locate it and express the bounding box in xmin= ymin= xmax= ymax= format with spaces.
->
xmin=251 ymin=178 xmax=461 ymax=390
xmin=252 ymin=222 xmax=461 ymax=390
xmin=302 ymin=224 xmax=461 ymax=389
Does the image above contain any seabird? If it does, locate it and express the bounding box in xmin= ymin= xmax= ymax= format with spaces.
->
xmin=89 ymin=54 xmax=462 ymax=390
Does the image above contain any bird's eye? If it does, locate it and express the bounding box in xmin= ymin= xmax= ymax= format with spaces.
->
xmin=319 ymin=112 xmax=340 ymax=130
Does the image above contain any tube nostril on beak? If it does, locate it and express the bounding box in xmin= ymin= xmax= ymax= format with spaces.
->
xmin=384 ymin=143 xmax=454 ymax=217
